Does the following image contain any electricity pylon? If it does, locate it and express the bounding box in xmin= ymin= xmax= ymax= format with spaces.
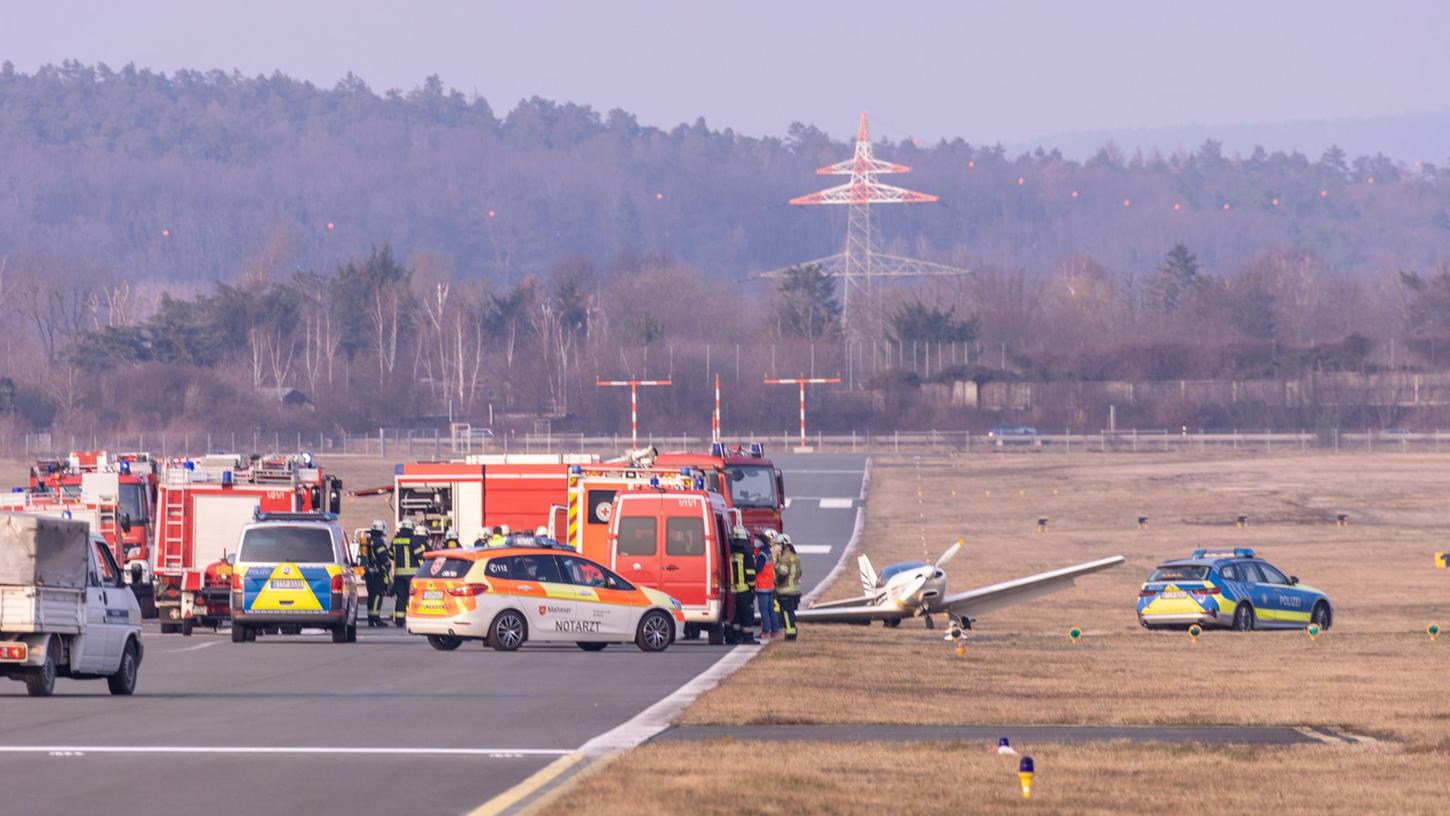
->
xmin=761 ymin=113 xmax=970 ymax=337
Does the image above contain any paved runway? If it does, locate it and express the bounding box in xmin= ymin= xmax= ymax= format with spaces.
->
xmin=0 ymin=453 xmax=867 ymax=816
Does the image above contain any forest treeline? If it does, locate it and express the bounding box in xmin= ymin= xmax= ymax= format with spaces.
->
xmin=3 ymin=62 xmax=1450 ymax=437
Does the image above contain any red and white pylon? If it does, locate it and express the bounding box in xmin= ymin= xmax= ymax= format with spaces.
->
xmin=765 ymin=376 xmax=841 ymax=448
xmin=712 ymin=374 xmax=722 ymax=444
xmin=596 ymin=379 xmax=673 ymax=448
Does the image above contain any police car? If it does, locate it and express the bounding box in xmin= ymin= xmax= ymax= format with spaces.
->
xmin=1137 ymin=548 xmax=1332 ymax=631
xmin=405 ymin=546 xmax=685 ymax=652
xmin=229 ymin=512 xmax=359 ymax=643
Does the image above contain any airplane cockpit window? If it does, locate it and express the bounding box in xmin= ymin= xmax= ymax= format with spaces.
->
xmin=878 ymin=561 xmax=928 ymax=583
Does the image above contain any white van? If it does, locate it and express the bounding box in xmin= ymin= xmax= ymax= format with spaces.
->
xmin=0 ymin=514 xmax=143 ymax=697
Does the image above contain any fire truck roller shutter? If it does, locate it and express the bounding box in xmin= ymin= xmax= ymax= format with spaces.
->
xmin=192 ymin=495 xmax=261 ymax=567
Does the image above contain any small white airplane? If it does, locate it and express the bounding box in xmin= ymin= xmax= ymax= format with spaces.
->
xmin=795 ymin=540 xmax=1125 ymax=629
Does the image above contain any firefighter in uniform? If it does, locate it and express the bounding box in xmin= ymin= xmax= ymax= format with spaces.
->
xmin=391 ymin=520 xmax=426 ymax=627
xmin=443 ymin=527 xmax=461 ymax=549
xmin=361 ymin=520 xmax=393 ymax=627
xmin=728 ymin=525 xmax=758 ymax=645
xmin=774 ymin=533 xmax=802 ymax=641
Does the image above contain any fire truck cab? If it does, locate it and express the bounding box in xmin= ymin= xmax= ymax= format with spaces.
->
xmin=655 ymin=443 xmax=784 ymax=540
xmin=152 ymin=453 xmax=341 ymax=635
xmin=606 ymin=486 xmax=736 ymax=645
xmin=0 ymin=451 xmax=159 ymax=617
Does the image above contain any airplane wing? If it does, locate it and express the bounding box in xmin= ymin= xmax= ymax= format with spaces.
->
xmin=799 ymin=593 xmax=884 ymax=612
xmin=938 ymin=555 xmax=1126 ymax=619
xmin=795 ymin=601 xmax=911 ymax=624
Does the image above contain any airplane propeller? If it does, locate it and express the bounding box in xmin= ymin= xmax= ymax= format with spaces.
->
xmin=935 ymin=539 xmax=963 ymax=569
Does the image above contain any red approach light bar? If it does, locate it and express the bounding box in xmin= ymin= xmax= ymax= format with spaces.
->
xmin=595 ymin=378 xmax=674 ymax=448
xmin=764 ymin=377 xmax=842 ymax=448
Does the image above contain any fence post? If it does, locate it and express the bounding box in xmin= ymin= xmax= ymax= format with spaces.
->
xmin=894 ymin=430 xmax=899 ymax=454
xmin=380 ymin=427 xmax=386 ymax=459
xmin=434 ymin=427 xmax=440 ymax=459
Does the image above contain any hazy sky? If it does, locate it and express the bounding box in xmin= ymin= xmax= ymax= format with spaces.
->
xmin=2 ymin=1 xmax=1447 ymax=146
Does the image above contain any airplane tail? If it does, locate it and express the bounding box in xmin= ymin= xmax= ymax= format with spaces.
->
xmin=858 ymin=554 xmax=879 ymax=592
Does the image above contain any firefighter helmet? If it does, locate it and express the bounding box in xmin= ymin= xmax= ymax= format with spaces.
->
xmin=500 ymin=524 xmax=511 ymax=536
xmin=535 ymin=526 xmax=550 ymax=538
xmin=731 ymin=525 xmax=748 ymax=540
xmin=372 ymin=519 xmax=385 ymax=531
xmin=399 ymin=519 xmax=415 ymax=531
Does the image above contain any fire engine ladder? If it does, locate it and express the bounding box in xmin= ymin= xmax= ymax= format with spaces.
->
xmin=159 ymin=472 xmax=192 ymax=570
xmin=97 ymin=505 xmax=118 ymax=545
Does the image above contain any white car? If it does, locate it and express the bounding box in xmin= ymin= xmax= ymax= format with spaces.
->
xmin=0 ymin=515 xmax=143 ymax=697
xmin=405 ymin=546 xmax=685 ymax=652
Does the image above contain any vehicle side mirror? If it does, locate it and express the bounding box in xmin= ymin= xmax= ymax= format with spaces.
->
xmin=1290 ymin=575 xmax=1299 ymax=585
xmin=119 ymin=513 xmax=132 ymax=533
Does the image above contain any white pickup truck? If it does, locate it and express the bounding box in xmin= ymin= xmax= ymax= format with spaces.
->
xmin=0 ymin=514 xmax=143 ymax=697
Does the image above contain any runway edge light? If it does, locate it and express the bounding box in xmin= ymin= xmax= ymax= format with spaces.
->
xmin=1068 ymin=626 xmax=1082 ymax=644
xmin=1019 ymin=756 xmax=1035 ymax=799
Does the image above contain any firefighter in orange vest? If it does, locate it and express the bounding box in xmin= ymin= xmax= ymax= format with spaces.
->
xmin=754 ymin=534 xmax=779 ymax=639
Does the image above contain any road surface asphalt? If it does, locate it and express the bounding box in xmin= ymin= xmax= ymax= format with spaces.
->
xmin=0 ymin=453 xmax=867 ymax=816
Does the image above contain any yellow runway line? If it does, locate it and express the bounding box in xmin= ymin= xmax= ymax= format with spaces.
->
xmin=469 ymin=752 xmax=583 ymax=816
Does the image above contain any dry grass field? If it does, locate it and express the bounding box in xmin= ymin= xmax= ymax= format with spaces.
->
xmin=551 ymin=741 xmax=1450 ymax=815
xmin=550 ymin=452 xmax=1450 ymax=815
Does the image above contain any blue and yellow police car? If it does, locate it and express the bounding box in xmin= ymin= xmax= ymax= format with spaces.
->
xmin=1137 ymin=548 xmax=1331 ymax=631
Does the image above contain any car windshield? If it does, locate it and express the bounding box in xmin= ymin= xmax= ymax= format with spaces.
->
xmin=878 ymin=561 xmax=928 ymax=583
xmin=239 ymin=526 xmax=336 ymax=563
xmin=725 ymin=465 xmax=777 ymax=508
xmin=420 ymin=557 xmax=473 ymax=580
xmin=1148 ymin=565 xmax=1210 ymax=581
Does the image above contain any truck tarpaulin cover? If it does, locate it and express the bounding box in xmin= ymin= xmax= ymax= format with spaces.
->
xmin=0 ymin=513 xmax=90 ymax=588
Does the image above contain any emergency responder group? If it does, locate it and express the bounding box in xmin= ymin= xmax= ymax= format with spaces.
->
xmin=727 ymin=526 xmax=800 ymax=644
xmin=362 ymin=518 xmax=802 ymax=642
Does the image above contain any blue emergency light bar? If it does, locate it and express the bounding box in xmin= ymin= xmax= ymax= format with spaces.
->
xmin=253 ymin=511 xmax=338 ymax=522
xmin=569 ymin=464 xmax=583 ymax=475
xmin=1191 ymin=548 xmax=1255 ymax=559
xmin=710 ymin=442 xmax=725 ymax=457
xmin=118 ymin=460 xmax=131 ymax=475
xmin=749 ymin=442 xmax=764 ymax=456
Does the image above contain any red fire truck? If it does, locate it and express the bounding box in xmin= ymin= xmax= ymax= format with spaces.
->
xmin=151 ymin=453 xmax=341 ymax=635
xmin=655 ymin=443 xmax=785 ymax=539
xmin=391 ymin=454 xmax=601 ymax=544
xmin=0 ymin=451 xmax=160 ymax=616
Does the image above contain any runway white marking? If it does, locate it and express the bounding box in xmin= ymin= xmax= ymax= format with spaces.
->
xmin=0 ymin=745 xmax=571 ymax=757
xmin=157 ymin=640 xmax=224 ymax=654
xmin=1293 ymin=727 xmax=1346 ymax=745
xmin=817 ymin=498 xmax=855 ymax=509
xmin=793 ymin=545 xmax=832 ymax=555
xmin=791 ymin=470 xmax=865 ymax=474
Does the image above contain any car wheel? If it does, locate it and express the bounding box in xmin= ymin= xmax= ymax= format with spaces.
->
xmin=1232 ymin=604 xmax=1255 ymax=632
xmin=706 ymin=624 xmax=725 ymax=646
xmin=883 ymin=618 xmax=901 ymax=629
xmin=231 ymin=624 xmax=247 ymax=644
xmin=1311 ymin=602 xmax=1332 ymax=631
xmin=180 ymin=619 xmax=194 ymax=637
xmin=427 ymin=635 xmax=463 ymax=651
xmin=331 ymin=623 xmax=349 ymax=643
xmin=107 ymin=639 xmax=139 ymax=696
xmin=25 ymin=642 xmax=56 ymax=697
xmin=488 ymin=610 xmax=527 ymax=652
xmin=636 ymin=610 xmax=674 ymax=652
xmin=577 ymin=642 xmax=608 ymax=652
